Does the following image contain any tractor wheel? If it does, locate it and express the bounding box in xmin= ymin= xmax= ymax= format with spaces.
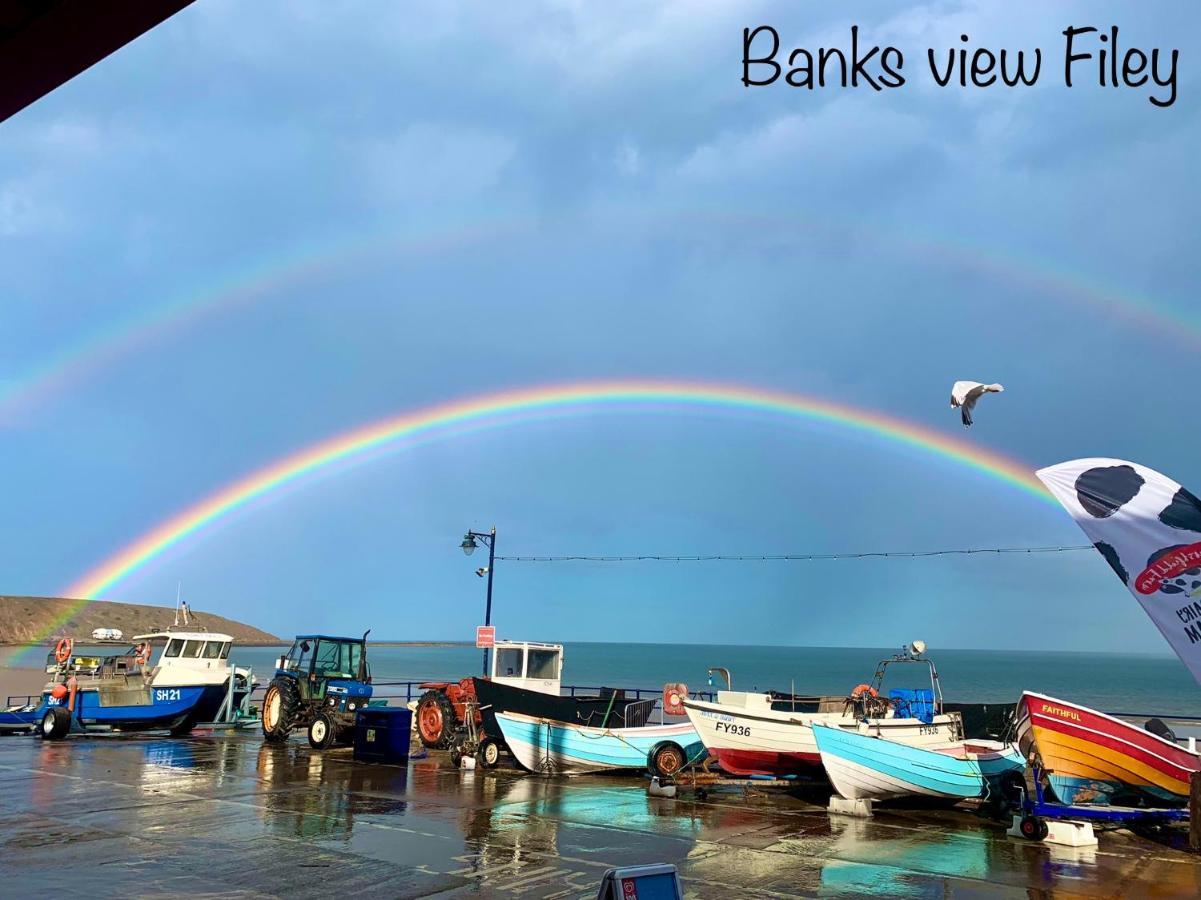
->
xmin=416 ymin=690 xmax=457 ymax=748
xmin=262 ymin=677 xmax=301 ymax=743
xmin=40 ymin=706 xmax=71 ymax=740
xmin=649 ymin=742 xmax=688 ymax=778
xmin=477 ymin=738 xmax=501 ymax=769
xmin=308 ymin=712 xmax=339 ymax=750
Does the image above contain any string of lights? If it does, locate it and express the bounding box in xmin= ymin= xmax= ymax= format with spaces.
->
xmin=496 ymin=545 xmax=1094 ymax=563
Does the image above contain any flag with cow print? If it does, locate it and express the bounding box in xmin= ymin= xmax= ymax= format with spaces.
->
xmin=1038 ymin=458 xmax=1201 ymax=686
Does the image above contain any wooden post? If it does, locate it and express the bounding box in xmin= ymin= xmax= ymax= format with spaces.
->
xmin=1190 ymin=770 xmax=1201 ymax=852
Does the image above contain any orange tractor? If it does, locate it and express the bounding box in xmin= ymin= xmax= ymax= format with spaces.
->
xmin=414 ymin=640 xmax=564 ymax=761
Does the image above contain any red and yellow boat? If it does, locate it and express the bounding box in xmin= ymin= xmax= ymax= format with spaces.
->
xmin=1016 ymin=691 xmax=1200 ymax=806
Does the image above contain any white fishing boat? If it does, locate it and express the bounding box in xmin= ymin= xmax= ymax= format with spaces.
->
xmin=813 ymin=724 xmax=1023 ymax=802
xmin=29 ymin=629 xmax=255 ymax=739
xmin=683 ymin=642 xmax=964 ymax=777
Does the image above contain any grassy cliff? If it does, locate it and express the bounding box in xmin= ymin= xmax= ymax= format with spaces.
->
xmin=0 ymin=595 xmax=280 ymax=647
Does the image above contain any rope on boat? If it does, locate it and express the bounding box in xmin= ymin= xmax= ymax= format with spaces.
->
xmin=498 ymin=545 xmax=1093 ymax=563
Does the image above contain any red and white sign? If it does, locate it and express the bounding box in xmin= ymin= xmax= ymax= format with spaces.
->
xmin=621 ymin=878 xmax=638 ymax=899
xmin=1136 ymin=541 xmax=1201 ymax=594
xmin=475 ymin=625 xmax=496 ymax=649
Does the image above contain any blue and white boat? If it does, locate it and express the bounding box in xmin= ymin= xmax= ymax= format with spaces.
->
xmin=813 ymin=723 xmax=1024 ymax=802
xmin=495 ymin=710 xmax=706 ymax=776
xmin=30 ymin=630 xmax=254 ymax=739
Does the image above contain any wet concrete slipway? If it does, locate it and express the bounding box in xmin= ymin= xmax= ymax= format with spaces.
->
xmin=2 ymin=733 xmax=1200 ymax=899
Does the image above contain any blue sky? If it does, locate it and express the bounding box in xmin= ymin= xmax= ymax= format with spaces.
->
xmin=2 ymin=1 xmax=1198 ymax=650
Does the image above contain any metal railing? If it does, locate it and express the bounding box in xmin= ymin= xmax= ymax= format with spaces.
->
xmin=244 ymin=680 xmax=715 ymax=705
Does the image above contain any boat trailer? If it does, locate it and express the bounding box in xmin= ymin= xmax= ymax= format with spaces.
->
xmin=1008 ymin=764 xmax=1188 ymax=846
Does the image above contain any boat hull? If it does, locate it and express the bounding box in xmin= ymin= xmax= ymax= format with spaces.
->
xmin=472 ymin=677 xmax=654 ymax=741
xmin=0 ymin=705 xmax=39 ymax=732
xmin=683 ymin=697 xmax=962 ymax=777
xmin=43 ymin=682 xmax=247 ymax=731
xmin=495 ymin=711 xmax=704 ymax=776
xmin=814 ymin=725 xmax=1023 ymax=801
xmin=1016 ymin=691 xmax=1200 ymax=807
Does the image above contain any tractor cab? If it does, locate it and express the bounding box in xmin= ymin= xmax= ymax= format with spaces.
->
xmin=274 ymin=634 xmax=371 ymax=700
xmin=489 ymin=641 xmax=562 ymax=696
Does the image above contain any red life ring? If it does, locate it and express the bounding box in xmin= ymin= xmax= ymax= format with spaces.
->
xmin=135 ymin=642 xmax=152 ymax=666
xmin=54 ymin=638 xmax=73 ymax=664
xmin=662 ymin=683 xmax=688 ymax=716
xmin=850 ymin=683 xmax=877 ymax=699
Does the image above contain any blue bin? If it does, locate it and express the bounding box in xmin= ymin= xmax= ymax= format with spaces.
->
xmin=889 ymin=688 xmax=935 ymax=724
xmin=354 ymin=706 xmax=412 ymax=764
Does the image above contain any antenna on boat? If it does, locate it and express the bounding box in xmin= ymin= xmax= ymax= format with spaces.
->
xmin=174 ymin=582 xmax=182 ymax=627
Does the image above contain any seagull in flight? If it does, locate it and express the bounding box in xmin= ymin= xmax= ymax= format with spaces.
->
xmin=950 ymin=381 xmax=1004 ymax=427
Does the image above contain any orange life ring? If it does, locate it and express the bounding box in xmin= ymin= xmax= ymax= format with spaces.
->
xmin=135 ymin=642 xmax=152 ymax=666
xmin=850 ymin=683 xmax=877 ymax=699
xmin=54 ymin=638 xmax=73 ymax=664
xmin=662 ymin=683 xmax=688 ymax=716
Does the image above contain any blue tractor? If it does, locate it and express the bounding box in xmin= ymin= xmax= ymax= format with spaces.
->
xmin=261 ymin=633 xmax=372 ymax=749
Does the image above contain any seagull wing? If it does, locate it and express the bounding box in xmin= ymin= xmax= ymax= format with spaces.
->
xmin=950 ymin=381 xmax=982 ymax=408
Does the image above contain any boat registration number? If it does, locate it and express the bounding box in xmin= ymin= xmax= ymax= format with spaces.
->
xmin=155 ymin=689 xmax=182 ymax=702
xmin=714 ymin=722 xmax=751 ymax=736
xmin=918 ymin=725 xmax=939 ymax=735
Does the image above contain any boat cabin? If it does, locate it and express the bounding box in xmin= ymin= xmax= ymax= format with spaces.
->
xmin=490 ymin=641 xmax=562 ymax=695
xmin=150 ymin=631 xmax=235 ymax=673
xmin=43 ymin=630 xmax=242 ymax=692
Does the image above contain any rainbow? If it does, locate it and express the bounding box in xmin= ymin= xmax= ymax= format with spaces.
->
xmin=3 ymin=211 xmax=1198 ymax=427
xmin=0 ymin=219 xmax=520 ymax=422
xmin=61 ymin=381 xmax=1051 ymax=607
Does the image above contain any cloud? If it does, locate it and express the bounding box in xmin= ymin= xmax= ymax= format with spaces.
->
xmin=355 ymin=123 xmax=518 ymax=207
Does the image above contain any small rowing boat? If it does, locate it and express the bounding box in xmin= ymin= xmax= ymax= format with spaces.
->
xmin=494 ymin=710 xmax=705 ymax=776
xmin=1016 ymin=691 xmax=1200 ymax=806
xmin=813 ymin=724 xmax=1023 ymax=802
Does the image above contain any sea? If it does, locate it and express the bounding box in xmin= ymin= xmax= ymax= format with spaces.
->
xmin=208 ymin=642 xmax=1201 ymax=718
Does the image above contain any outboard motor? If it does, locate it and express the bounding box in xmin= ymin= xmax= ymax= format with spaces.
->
xmin=1145 ymin=717 xmax=1177 ymax=742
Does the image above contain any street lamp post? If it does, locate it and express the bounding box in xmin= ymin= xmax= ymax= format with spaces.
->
xmin=460 ymin=526 xmax=497 ymax=676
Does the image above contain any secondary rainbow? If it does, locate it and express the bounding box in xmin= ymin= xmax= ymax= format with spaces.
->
xmin=4 ymin=210 xmax=1198 ymax=426
xmin=0 ymin=218 xmax=519 ymax=422
xmin=62 ymin=380 xmax=1051 ymax=604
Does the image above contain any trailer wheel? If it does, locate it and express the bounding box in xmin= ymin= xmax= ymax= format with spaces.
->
xmin=169 ymin=714 xmax=196 ymax=737
xmin=477 ymin=738 xmax=501 ymax=768
xmin=308 ymin=712 xmax=338 ymax=750
xmin=40 ymin=706 xmax=71 ymax=740
xmin=416 ymin=690 xmax=457 ymax=748
xmin=648 ymin=741 xmax=687 ymax=778
xmin=1018 ymin=815 xmax=1048 ymax=841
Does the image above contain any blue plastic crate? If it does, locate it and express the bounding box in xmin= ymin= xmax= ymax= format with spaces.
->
xmin=353 ymin=706 xmax=412 ymax=764
xmin=889 ymin=688 xmax=935 ymax=724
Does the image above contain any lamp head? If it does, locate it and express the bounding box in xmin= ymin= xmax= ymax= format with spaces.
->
xmin=460 ymin=533 xmax=478 ymax=556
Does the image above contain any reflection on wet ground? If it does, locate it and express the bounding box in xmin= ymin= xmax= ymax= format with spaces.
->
xmin=2 ymin=732 xmax=1199 ymax=898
